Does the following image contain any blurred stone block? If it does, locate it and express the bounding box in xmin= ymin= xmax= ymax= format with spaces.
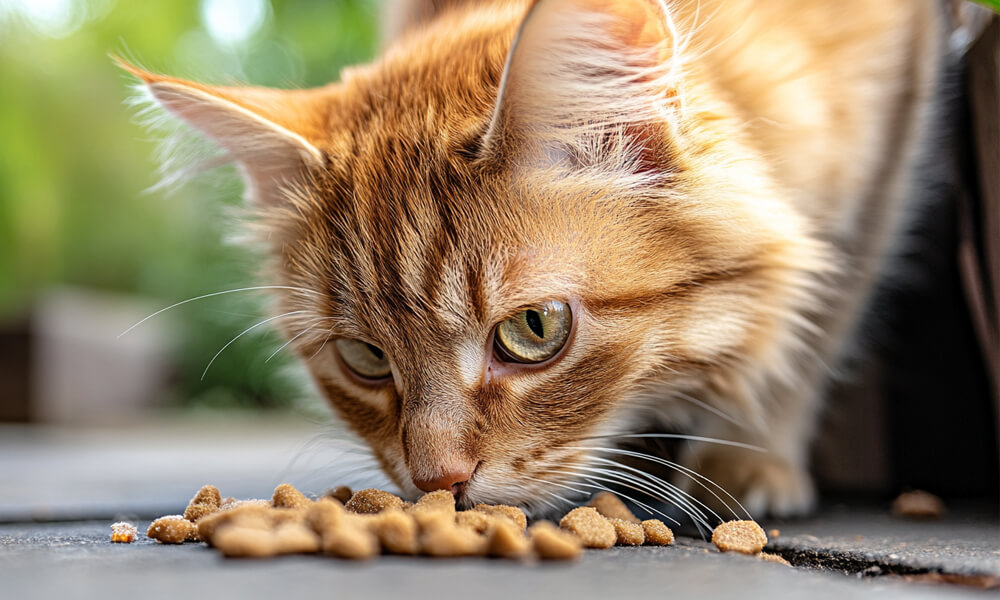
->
xmin=30 ymin=287 xmax=172 ymax=424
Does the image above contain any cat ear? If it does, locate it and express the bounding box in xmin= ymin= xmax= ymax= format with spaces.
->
xmin=116 ymin=58 xmax=325 ymax=204
xmin=481 ymin=0 xmax=681 ymax=171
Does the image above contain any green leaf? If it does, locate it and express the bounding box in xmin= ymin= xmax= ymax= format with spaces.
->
xmin=972 ymin=0 xmax=1000 ymax=13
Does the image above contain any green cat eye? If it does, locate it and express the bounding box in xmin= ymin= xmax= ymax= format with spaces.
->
xmin=494 ymin=301 xmax=572 ymax=364
xmin=335 ymin=338 xmax=391 ymax=379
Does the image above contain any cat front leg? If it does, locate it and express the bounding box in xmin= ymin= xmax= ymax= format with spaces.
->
xmin=675 ymin=378 xmax=823 ymax=520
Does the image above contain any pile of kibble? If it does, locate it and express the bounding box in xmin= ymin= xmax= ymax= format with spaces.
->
xmin=115 ymin=483 xmax=782 ymax=563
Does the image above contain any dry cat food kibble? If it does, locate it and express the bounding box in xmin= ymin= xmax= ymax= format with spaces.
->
xmin=559 ymin=507 xmax=617 ymax=549
xmin=147 ymin=515 xmax=200 ymax=544
xmin=712 ymin=520 xmax=768 ymax=555
xmin=891 ymin=490 xmax=945 ymax=519
xmin=325 ymin=486 xmax=354 ymax=504
xmin=127 ymin=483 xmax=736 ymax=563
xmin=641 ymin=519 xmax=675 ymax=546
xmin=529 ymin=521 xmax=583 ymax=560
xmin=759 ymin=552 xmax=791 ymax=566
xmin=346 ymin=488 xmax=404 ymax=514
xmin=589 ymin=491 xmax=640 ymax=524
xmin=608 ymin=518 xmax=645 ymax=546
xmin=110 ymin=522 xmax=138 ymax=543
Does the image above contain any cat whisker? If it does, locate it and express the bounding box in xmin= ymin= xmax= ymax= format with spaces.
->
xmin=525 ymin=486 xmax=567 ymax=515
xmin=308 ymin=325 xmax=337 ymax=361
xmin=201 ymin=310 xmax=307 ymax=380
xmin=562 ymin=458 xmax=718 ymax=525
xmin=576 ymin=433 xmax=765 ymax=453
xmin=536 ymin=465 xmax=689 ymax=529
xmin=265 ymin=318 xmax=330 ymax=363
xmin=672 ymin=391 xmax=746 ymax=429
xmin=567 ymin=445 xmax=752 ymax=521
xmin=118 ymin=285 xmax=322 ymax=338
xmin=532 ymin=466 xmax=689 ymax=530
xmin=572 ymin=457 xmax=719 ymax=533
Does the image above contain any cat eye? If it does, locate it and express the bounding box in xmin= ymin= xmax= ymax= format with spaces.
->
xmin=335 ymin=338 xmax=392 ymax=380
xmin=493 ymin=301 xmax=572 ymax=364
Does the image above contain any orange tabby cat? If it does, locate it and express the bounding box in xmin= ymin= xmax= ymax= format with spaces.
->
xmin=120 ymin=0 xmax=946 ymax=518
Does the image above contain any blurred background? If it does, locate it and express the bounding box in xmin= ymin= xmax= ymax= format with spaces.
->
xmin=0 ymin=0 xmax=378 ymax=422
xmin=0 ymin=0 xmax=995 ymax=519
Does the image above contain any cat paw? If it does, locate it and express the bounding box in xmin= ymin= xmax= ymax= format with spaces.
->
xmin=681 ymin=446 xmax=816 ymax=520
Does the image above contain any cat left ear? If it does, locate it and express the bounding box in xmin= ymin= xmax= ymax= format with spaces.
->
xmin=115 ymin=58 xmax=326 ymax=204
xmin=481 ymin=0 xmax=682 ymax=172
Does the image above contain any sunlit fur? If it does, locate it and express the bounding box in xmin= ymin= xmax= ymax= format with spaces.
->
xmin=123 ymin=0 xmax=945 ymax=517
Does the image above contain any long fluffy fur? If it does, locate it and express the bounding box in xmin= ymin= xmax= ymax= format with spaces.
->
xmin=122 ymin=0 xmax=946 ymax=517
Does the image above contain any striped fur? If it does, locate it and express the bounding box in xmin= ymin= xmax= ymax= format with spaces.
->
xmin=123 ymin=0 xmax=945 ymax=515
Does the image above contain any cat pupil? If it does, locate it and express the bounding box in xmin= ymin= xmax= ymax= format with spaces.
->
xmin=366 ymin=343 xmax=385 ymax=361
xmin=525 ymin=310 xmax=544 ymax=338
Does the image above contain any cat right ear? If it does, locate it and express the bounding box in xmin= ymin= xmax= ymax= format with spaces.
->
xmin=115 ymin=57 xmax=326 ymax=204
xmin=480 ymin=0 xmax=683 ymax=173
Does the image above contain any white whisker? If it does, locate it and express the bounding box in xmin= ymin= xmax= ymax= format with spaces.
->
xmin=580 ymin=433 xmax=765 ymax=453
xmin=672 ymin=391 xmax=746 ymax=429
xmin=266 ymin=318 xmax=327 ymax=363
xmin=569 ymin=459 xmax=716 ymax=525
xmin=201 ymin=310 xmax=307 ymax=380
xmin=568 ymin=445 xmax=752 ymax=521
xmin=118 ymin=285 xmax=321 ymax=337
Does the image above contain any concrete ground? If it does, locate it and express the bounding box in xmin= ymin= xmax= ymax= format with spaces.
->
xmin=2 ymin=418 xmax=997 ymax=600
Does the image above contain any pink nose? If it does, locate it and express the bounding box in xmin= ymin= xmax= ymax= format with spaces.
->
xmin=412 ymin=461 xmax=477 ymax=494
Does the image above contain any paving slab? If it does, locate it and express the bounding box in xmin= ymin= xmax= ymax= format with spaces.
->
xmin=1 ymin=419 xmax=997 ymax=599
xmin=0 ymin=521 xmax=993 ymax=600
xmin=766 ymin=504 xmax=1000 ymax=578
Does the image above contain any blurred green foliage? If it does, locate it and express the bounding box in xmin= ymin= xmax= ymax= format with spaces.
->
xmin=0 ymin=0 xmax=378 ymax=409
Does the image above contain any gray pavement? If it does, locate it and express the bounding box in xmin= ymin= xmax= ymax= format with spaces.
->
xmin=1 ymin=418 xmax=997 ymax=599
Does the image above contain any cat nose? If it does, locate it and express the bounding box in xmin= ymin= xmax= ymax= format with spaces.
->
xmin=412 ymin=460 xmax=478 ymax=495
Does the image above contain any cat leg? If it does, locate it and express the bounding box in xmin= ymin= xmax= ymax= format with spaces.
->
xmin=676 ymin=374 xmax=824 ymax=520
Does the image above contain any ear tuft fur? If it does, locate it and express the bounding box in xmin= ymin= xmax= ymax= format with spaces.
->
xmin=114 ymin=57 xmax=325 ymax=205
xmin=481 ymin=0 xmax=685 ymax=174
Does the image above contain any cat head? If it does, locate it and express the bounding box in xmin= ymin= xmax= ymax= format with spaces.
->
xmin=123 ymin=0 xmax=827 ymax=510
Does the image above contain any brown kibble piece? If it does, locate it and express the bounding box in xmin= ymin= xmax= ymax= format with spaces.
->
xmin=891 ymin=490 xmax=945 ymax=519
xmin=324 ymin=486 xmax=353 ymax=504
xmin=641 ymin=519 xmax=674 ymax=546
xmin=421 ymin=523 xmax=487 ymax=557
xmin=222 ymin=499 xmax=270 ymax=511
xmin=345 ymin=488 xmax=404 ymax=514
xmin=486 ymin=519 xmax=531 ymax=559
xmin=183 ymin=484 xmax=222 ymax=522
xmin=213 ymin=525 xmax=277 ymax=558
xmin=321 ymin=522 xmax=380 ymax=560
xmin=409 ymin=506 xmax=455 ymax=532
xmin=272 ymin=483 xmax=312 ymax=509
xmin=184 ymin=503 xmax=217 ymax=522
xmin=759 ymin=552 xmax=791 ymax=566
xmin=416 ymin=489 xmax=457 ymax=512
xmin=189 ymin=485 xmax=222 ymax=509
xmin=272 ymin=522 xmax=321 ymax=554
xmin=455 ymin=510 xmax=494 ymax=534
xmin=147 ymin=515 xmax=199 ymax=544
xmin=712 ymin=520 xmax=768 ymax=554
xmin=198 ymin=503 xmax=273 ymax=544
xmin=306 ymin=498 xmax=345 ymax=535
xmin=272 ymin=507 xmax=309 ymax=525
xmin=608 ymin=518 xmax=644 ymax=546
xmin=369 ymin=510 xmax=420 ymax=555
xmin=769 ymin=529 xmax=780 ymax=539
xmin=110 ymin=522 xmax=137 ymax=543
xmin=474 ymin=504 xmax=527 ymax=531
xmin=529 ymin=521 xmax=582 ymax=560
xmin=560 ymin=507 xmax=616 ymax=549
xmin=589 ymin=492 xmax=639 ymax=524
